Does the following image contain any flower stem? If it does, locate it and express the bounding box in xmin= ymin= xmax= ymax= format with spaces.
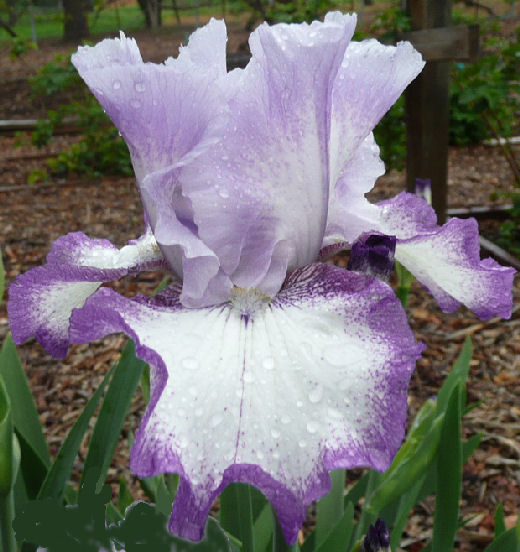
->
xmin=395 ymin=261 xmax=413 ymax=308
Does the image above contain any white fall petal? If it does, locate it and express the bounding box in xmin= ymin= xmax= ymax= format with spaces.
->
xmin=69 ymin=263 xmax=422 ymax=542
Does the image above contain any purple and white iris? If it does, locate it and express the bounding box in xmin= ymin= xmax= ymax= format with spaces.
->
xmin=8 ymin=13 xmax=515 ymax=544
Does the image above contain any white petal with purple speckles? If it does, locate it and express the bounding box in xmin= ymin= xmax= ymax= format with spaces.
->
xmin=378 ymin=193 xmax=515 ymax=319
xmin=7 ymin=230 xmax=164 ymax=358
xmin=69 ymin=263 xmax=422 ymax=543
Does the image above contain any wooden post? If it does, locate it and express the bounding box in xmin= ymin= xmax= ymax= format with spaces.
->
xmin=405 ymin=0 xmax=452 ymax=223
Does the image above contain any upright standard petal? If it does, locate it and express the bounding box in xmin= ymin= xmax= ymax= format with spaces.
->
xmin=69 ymin=263 xmax=422 ymax=543
xmin=71 ymin=20 xmax=227 ymax=180
xmin=179 ymin=14 xmax=357 ymax=299
xmin=7 ymin=231 xmax=164 ymax=358
xmin=379 ymin=193 xmax=516 ymax=319
xmin=330 ymin=39 xmax=424 ymax=188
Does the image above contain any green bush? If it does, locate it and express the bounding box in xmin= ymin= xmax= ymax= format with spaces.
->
xmin=27 ymin=53 xmax=132 ymax=180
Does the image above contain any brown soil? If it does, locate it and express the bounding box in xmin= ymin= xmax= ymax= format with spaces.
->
xmin=0 ymin=18 xmax=519 ymax=552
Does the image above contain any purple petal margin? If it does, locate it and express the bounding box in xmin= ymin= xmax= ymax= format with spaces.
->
xmin=8 ymin=231 xmax=165 ymax=358
xmin=69 ymin=263 xmax=422 ymax=544
xmin=379 ymin=193 xmax=516 ymax=320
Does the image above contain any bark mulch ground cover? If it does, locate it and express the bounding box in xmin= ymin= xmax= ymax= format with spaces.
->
xmin=0 ymin=27 xmax=519 ymax=551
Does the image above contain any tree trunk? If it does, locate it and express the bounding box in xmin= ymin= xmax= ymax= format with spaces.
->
xmin=5 ymin=0 xmax=18 ymax=26
xmin=63 ymin=0 xmax=90 ymax=42
xmin=137 ymin=0 xmax=163 ymax=28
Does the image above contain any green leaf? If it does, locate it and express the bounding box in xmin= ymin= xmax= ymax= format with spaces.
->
xmin=463 ymin=433 xmax=483 ymax=465
xmin=37 ymin=364 xmax=114 ymax=502
xmin=390 ymin=475 xmax=425 ymax=550
xmin=0 ymin=335 xmax=51 ymax=468
xmin=436 ymin=337 xmax=472 ymax=413
xmin=0 ymin=376 xmax=17 ymax=552
xmin=219 ymin=483 xmax=255 ymax=551
xmin=0 ymin=374 xmax=14 ymax=496
xmin=110 ymin=503 xmax=237 ymax=551
xmin=81 ymin=340 xmax=147 ymax=492
xmin=315 ymin=501 xmax=354 ymax=552
xmin=484 ymin=525 xmax=520 ymax=552
xmin=344 ymin=471 xmax=369 ymax=508
xmin=0 ymin=248 xmax=5 ymax=308
xmin=354 ymin=470 xmax=383 ymax=542
xmin=494 ymin=502 xmax=506 ymax=539
xmin=16 ymin=431 xmax=49 ymax=499
xmin=432 ymin=385 xmax=462 ymax=552
xmin=315 ymin=469 xmax=345 ymax=547
xmin=118 ymin=475 xmax=133 ymax=515
xmin=365 ymin=414 xmax=443 ymax=517
xmin=384 ymin=398 xmax=437 ymax=481
xmin=252 ymin=503 xmax=274 ymax=552
xmin=273 ymin=510 xmax=300 ymax=552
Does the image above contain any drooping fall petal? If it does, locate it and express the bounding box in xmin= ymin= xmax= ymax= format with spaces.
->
xmin=69 ymin=263 xmax=422 ymax=543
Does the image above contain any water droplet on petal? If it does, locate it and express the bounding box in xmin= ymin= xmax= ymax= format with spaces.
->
xmin=134 ymin=82 xmax=146 ymax=93
xmin=112 ymin=80 xmax=121 ymax=90
xmin=296 ymin=400 xmax=303 ymax=408
xmin=256 ymin=450 xmax=264 ymax=460
xmin=263 ymin=357 xmax=275 ymax=370
xmin=270 ymin=428 xmax=281 ymax=439
xmin=218 ymin=189 xmax=229 ymax=199
xmin=306 ymin=421 xmax=319 ymax=434
xmin=308 ymin=386 xmax=323 ymax=404
xmin=130 ymin=99 xmax=141 ymax=109
xmin=243 ymin=372 xmax=254 ymax=384
xmin=273 ymin=451 xmax=280 ymax=459
xmin=210 ymin=414 xmax=223 ymax=428
xmin=298 ymin=439 xmax=307 ymax=448
xmin=281 ymin=415 xmax=291 ymax=424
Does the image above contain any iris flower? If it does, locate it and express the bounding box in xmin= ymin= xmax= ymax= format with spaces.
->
xmin=8 ymin=13 xmax=514 ymax=543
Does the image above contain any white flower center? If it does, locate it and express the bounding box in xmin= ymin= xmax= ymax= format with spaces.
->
xmin=230 ymin=287 xmax=271 ymax=318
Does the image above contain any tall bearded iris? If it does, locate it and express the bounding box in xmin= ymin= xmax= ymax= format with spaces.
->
xmin=8 ymin=13 xmax=514 ymax=544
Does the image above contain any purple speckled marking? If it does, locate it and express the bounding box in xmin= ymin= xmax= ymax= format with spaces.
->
xmin=8 ymin=231 xmax=164 ymax=358
xmin=378 ymin=193 xmax=516 ymax=319
xmin=69 ymin=263 xmax=422 ymax=543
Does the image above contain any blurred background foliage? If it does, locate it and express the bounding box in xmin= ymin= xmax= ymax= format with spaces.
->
xmin=1 ymin=0 xmax=519 ymax=250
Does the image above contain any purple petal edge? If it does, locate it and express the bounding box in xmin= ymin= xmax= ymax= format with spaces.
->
xmin=69 ymin=264 xmax=422 ymax=544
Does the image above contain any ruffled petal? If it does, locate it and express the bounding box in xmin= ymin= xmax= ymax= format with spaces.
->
xmin=7 ymin=231 xmax=164 ymax=358
xmin=324 ymin=133 xmax=383 ymax=246
xmin=379 ymin=193 xmax=516 ymax=319
xmin=71 ymin=20 xmax=227 ymax=180
xmin=69 ymin=263 xmax=422 ymax=543
xmin=330 ymin=39 xmax=424 ymax=187
xmin=179 ymin=14 xmax=357 ymax=298
xmin=141 ymin=168 xmax=232 ymax=307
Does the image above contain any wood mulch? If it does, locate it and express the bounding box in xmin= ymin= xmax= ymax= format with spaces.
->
xmin=0 ymin=25 xmax=519 ymax=552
